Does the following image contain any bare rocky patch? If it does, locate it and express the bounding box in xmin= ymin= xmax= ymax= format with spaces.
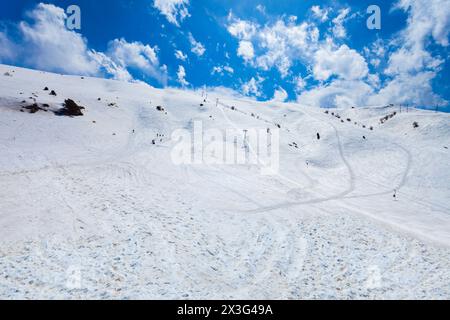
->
xmin=54 ymin=99 xmax=85 ymax=117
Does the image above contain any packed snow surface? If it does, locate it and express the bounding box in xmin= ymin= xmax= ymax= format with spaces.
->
xmin=0 ymin=65 xmax=449 ymax=299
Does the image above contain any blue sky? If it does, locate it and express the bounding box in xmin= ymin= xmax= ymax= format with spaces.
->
xmin=0 ymin=0 xmax=449 ymax=111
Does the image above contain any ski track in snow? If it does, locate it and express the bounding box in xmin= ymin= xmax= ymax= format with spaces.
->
xmin=0 ymin=65 xmax=449 ymax=299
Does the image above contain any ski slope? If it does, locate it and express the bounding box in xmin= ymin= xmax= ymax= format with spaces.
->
xmin=0 ymin=64 xmax=449 ymax=299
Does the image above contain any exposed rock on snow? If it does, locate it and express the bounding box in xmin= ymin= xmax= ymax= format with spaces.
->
xmin=55 ymin=99 xmax=85 ymax=117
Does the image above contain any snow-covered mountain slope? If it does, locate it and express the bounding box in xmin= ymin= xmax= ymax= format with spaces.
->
xmin=0 ymin=64 xmax=449 ymax=299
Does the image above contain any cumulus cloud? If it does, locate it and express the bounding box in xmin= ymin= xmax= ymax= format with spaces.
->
xmin=0 ymin=3 xmax=167 ymax=85
xmin=237 ymin=41 xmax=255 ymax=62
xmin=227 ymin=12 xmax=374 ymax=105
xmin=311 ymin=5 xmax=330 ymax=22
xmin=297 ymin=69 xmax=445 ymax=109
xmin=16 ymin=3 xmax=99 ymax=75
xmin=394 ymin=0 xmax=450 ymax=47
xmin=293 ymin=75 xmax=307 ymax=93
xmin=385 ymin=47 xmax=442 ymax=75
xmin=153 ymin=0 xmax=190 ymax=27
xmin=297 ymin=72 xmax=447 ymax=109
xmin=0 ymin=31 xmax=16 ymax=62
xmin=297 ymin=80 xmax=374 ymax=108
xmin=188 ymin=32 xmax=206 ymax=57
xmin=227 ymin=17 xmax=257 ymax=40
xmin=386 ymin=0 xmax=450 ymax=75
xmin=332 ymin=8 xmax=351 ymax=39
xmin=363 ymin=39 xmax=386 ymax=69
xmin=202 ymin=86 xmax=250 ymax=100
xmin=295 ymin=0 xmax=449 ymax=108
xmin=223 ymin=66 xmax=234 ymax=74
xmin=88 ymin=51 xmax=133 ymax=82
xmin=211 ymin=65 xmax=234 ymax=75
xmin=271 ymin=87 xmax=289 ymax=102
xmin=369 ymin=71 xmax=446 ymax=107
xmin=227 ymin=14 xmax=320 ymax=77
xmin=374 ymin=0 xmax=450 ymax=107
xmin=174 ymin=49 xmax=187 ymax=61
xmin=313 ymin=44 xmax=369 ymax=81
xmin=177 ymin=65 xmax=189 ymax=86
xmin=106 ymin=38 xmax=168 ymax=85
xmin=241 ymin=77 xmax=264 ymax=97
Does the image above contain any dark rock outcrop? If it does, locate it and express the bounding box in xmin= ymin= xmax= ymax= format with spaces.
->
xmin=55 ymin=99 xmax=85 ymax=116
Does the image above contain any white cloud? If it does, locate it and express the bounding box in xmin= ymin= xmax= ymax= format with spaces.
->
xmin=370 ymin=58 xmax=381 ymax=67
xmin=202 ymin=86 xmax=250 ymax=100
xmin=0 ymin=3 xmax=167 ymax=85
xmin=366 ymin=0 xmax=450 ymax=107
xmin=188 ymin=33 xmax=206 ymax=57
xmin=295 ymin=0 xmax=450 ymax=109
xmin=237 ymin=41 xmax=255 ymax=62
xmin=313 ymin=44 xmax=369 ymax=81
xmin=271 ymin=87 xmax=289 ymax=102
xmin=256 ymin=5 xmax=266 ymax=15
xmin=229 ymin=1 xmax=448 ymax=108
xmin=227 ymin=17 xmax=257 ymax=40
xmin=385 ymin=47 xmax=443 ymax=75
xmin=293 ymin=75 xmax=307 ymax=93
xmin=241 ymin=77 xmax=264 ymax=97
xmin=106 ymin=38 xmax=168 ymax=85
xmin=177 ymin=65 xmax=189 ymax=86
xmin=394 ymin=0 xmax=450 ymax=47
xmin=386 ymin=0 xmax=450 ymax=75
xmin=297 ymin=80 xmax=374 ymax=108
xmin=332 ymin=8 xmax=351 ymax=39
xmin=297 ymin=70 xmax=446 ymax=109
xmin=17 ymin=3 xmax=99 ymax=75
xmin=211 ymin=66 xmax=221 ymax=74
xmin=211 ymin=65 xmax=234 ymax=75
xmin=89 ymin=50 xmax=133 ymax=82
xmin=0 ymin=31 xmax=16 ymax=61
xmin=364 ymin=39 xmax=386 ymax=69
xmin=227 ymin=15 xmax=320 ymax=77
xmin=367 ymin=73 xmax=381 ymax=89
xmin=174 ymin=49 xmax=187 ymax=61
xmin=223 ymin=66 xmax=234 ymax=74
xmin=153 ymin=0 xmax=190 ymax=27
xmin=368 ymin=71 xmax=446 ymax=107
xmin=311 ymin=5 xmax=329 ymax=22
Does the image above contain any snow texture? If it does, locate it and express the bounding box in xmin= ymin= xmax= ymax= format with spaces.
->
xmin=0 ymin=65 xmax=449 ymax=299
